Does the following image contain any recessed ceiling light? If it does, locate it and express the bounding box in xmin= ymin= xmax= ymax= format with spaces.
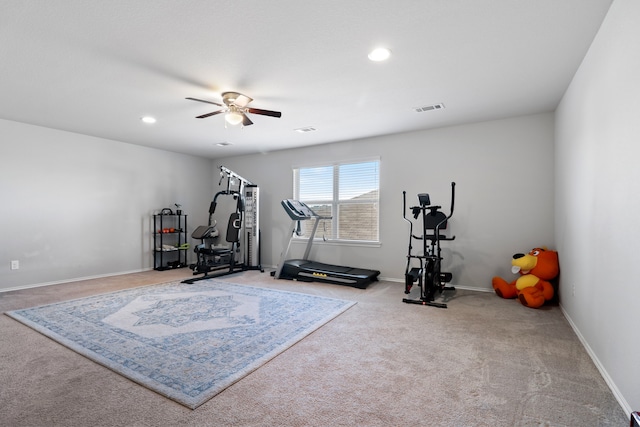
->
xmin=141 ymin=116 xmax=156 ymax=124
xmin=295 ymin=127 xmax=317 ymax=133
xmin=368 ymin=47 xmax=391 ymax=62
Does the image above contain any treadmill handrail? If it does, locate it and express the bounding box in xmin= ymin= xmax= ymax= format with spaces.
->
xmin=275 ymin=199 xmax=332 ymax=279
xmin=281 ymin=199 xmax=332 ymax=221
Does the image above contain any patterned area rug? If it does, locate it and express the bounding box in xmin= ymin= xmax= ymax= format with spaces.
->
xmin=6 ymin=279 xmax=355 ymax=409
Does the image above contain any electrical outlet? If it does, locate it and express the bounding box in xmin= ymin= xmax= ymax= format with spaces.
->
xmin=11 ymin=260 xmax=19 ymax=270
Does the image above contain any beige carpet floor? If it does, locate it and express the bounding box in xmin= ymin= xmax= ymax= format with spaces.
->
xmin=0 ymin=269 xmax=629 ymax=426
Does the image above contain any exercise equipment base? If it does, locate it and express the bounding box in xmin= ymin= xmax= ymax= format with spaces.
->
xmin=402 ymin=286 xmax=455 ymax=309
xmin=277 ymin=259 xmax=379 ymax=289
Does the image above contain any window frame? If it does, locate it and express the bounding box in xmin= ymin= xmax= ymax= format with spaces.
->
xmin=292 ymin=157 xmax=381 ymax=246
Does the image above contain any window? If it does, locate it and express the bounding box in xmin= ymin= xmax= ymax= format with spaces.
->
xmin=293 ymin=159 xmax=380 ymax=243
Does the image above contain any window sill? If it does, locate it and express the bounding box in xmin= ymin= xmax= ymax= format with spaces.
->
xmin=291 ymin=238 xmax=381 ymax=248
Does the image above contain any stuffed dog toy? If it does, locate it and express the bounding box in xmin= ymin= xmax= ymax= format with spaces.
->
xmin=492 ymin=247 xmax=559 ymax=308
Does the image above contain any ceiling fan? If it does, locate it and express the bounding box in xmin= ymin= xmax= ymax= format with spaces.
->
xmin=186 ymin=92 xmax=282 ymax=127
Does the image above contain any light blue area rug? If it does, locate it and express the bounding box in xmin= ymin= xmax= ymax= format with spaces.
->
xmin=6 ymin=279 xmax=355 ymax=409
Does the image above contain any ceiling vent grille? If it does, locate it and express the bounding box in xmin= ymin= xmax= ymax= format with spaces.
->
xmin=414 ymin=103 xmax=445 ymax=113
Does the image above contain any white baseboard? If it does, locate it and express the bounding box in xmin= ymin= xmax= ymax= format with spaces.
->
xmin=0 ymin=268 xmax=152 ymax=293
xmin=379 ymin=275 xmax=494 ymax=292
xmin=560 ymin=304 xmax=630 ymax=415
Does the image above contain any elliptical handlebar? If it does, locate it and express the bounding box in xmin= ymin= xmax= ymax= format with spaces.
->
xmin=402 ymin=191 xmax=414 ymax=237
xmin=449 ymin=181 xmax=456 ymax=217
xmin=402 ymin=191 xmax=417 ymax=225
xmin=434 ymin=182 xmax=456 ymax=241
xmin=402 ymin=191 xmax=407 ymax=220
xmin=404 ymin=182 xmax=455 ymax=217
xmin=402 ymin=183 xmax=457 ymax=241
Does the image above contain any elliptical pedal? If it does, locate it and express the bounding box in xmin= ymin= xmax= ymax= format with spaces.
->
xmin=439 ymin=272 xmax=453 ymax=282
xmin=405 ymin=267 xmax=422 ymax=294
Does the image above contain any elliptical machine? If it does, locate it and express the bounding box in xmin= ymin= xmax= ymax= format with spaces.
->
xmin=402 ymin=182 xmax=456 ymax=308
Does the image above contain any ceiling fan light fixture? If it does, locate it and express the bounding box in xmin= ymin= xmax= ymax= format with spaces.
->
xmin=368 ymin=47 xmax=391 ymax=62
xmin=225 ymin=110 xmax=243 ymax=126
xmin=187 ymin=93 xmax=281 ymax=128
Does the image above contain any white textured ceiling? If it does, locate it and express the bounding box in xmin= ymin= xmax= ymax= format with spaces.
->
xmin=0 ymin=0 xmax=612 ymax=159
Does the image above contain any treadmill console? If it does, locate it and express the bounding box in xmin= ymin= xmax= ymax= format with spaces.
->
xmin=282 ymin=199 xmax=316 ymax=220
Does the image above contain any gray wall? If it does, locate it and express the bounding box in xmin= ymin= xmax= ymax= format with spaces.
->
xmin=0 ymin=119 xmax=212 ymax=290
xmin=555 ymin=0 xmax=639 ymax=413
xmin=217 ymin=112 xmax=555 ymax=289
xmin=1 ymin=113 xmax=554 ymax=292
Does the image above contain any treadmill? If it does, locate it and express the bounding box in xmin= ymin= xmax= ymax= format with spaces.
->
xmin=273 ymin=199 xmax=380 ymax=289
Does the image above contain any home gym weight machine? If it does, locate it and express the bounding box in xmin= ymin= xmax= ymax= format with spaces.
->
xmin=402 ymin=182 xmax=456 ymax=308
xmin=183 ymin=166 xmax=262 ymax=284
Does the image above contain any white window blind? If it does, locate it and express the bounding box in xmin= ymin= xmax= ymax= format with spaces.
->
xmin=293 ymin=159 xmax=380 ymax=243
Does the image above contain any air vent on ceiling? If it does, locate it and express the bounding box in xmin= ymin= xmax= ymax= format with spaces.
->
xmin=414 ymin=103 xmax=445 ymax=113
xmin=295 ymin=127 xmax=317 ymax=133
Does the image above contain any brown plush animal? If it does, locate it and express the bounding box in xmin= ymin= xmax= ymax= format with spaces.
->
xmin=492 ymin=247 xmax=559 ymax=309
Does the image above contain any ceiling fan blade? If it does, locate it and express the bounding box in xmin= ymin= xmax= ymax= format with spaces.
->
xmin=196 ymin=110 xmax=225 ymax=119
xmin=241 ymin=112 xmax=254 ymax=126
xmin=186 ymin=97 xmax=223 ymax=107
xmin=246 ymin=108 xmax=282 ymax=118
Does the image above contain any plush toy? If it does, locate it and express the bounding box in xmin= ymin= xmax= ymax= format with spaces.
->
xmin=492 ymin=247 xmax=559 ymax=308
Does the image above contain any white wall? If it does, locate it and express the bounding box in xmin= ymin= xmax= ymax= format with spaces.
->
xmin=555 ymin=0 xmax=640 ymax=413
xmin=0 ymin=119 xmax=213 ymax=291
xmin=218 ymin=112 xmax=555 ymax=289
